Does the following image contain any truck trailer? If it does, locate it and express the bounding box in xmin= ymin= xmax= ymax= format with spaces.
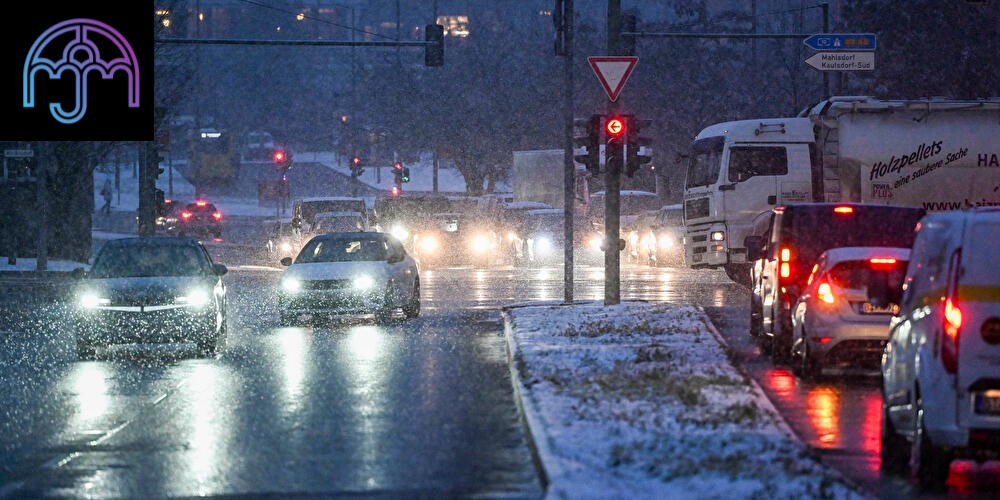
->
xmin=683 ymin=96 xmax=1000 ymax=285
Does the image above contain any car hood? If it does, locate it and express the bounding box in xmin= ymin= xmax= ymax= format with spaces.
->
xmin=282 ymin=261 xmax=392 ymax=281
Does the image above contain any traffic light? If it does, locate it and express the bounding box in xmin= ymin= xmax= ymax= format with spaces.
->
xmin=574 ymin=114 xmax=602 ymax=176
xmin=605 ymin=115 xmax=627 ymax=175
xmin=625 ymin=116 xmax=653 ymax=177
xmin=393 ymin=162 xmax=404 ymax=192
xmin=402 ymin=166 xmax=410 ymax=183
xmin=351 ymin=156 xmax=364 ymax=177
xmin=153 ymin=145 xmax=166 ymax=179
xmin=273 ymin=149 xmax=293 ymax=172
xmin=425 ymin=24 xmax=444 ymax=67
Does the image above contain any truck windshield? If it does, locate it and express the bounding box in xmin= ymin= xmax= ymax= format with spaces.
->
xmin=686 ymin=136 xmax=724 ymax=188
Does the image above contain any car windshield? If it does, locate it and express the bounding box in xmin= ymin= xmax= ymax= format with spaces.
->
xmin=89 ymin=243 xmax=210 ymax=278
xmin=295 ymin=236 xmax=387 ymax=263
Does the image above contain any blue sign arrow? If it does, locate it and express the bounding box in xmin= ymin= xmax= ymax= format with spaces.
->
xmin=803 ymin=33 xmax=876 ymax=51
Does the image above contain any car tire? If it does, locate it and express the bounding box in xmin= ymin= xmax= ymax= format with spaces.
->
xmin=771 ymin=312 xmax=793 ymax=365
xmin=403 ymin=281 xmax=420 ymax=319
xmin=911 ymin=397 xmax=952 ymax=488
xmin=880 ymin=400 xmax=909 ymax=474
xmin=799 ymin=338 xmax=820 ymax=380
xmin=374 ymin=286 xmax=393 ymax=324
xmin=76 ymin=340 xmax=97 ymax=361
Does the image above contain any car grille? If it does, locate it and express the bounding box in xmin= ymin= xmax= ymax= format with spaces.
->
xmin=301 ymin=279 xmax=353 ymax=290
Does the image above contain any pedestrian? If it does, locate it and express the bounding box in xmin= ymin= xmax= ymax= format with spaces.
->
xmin=100 ymin=179 xmax=112 ymax=215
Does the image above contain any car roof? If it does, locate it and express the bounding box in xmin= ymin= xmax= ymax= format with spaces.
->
xmin=104 ymin=236 xmax=203 ymax=248
xmin=818 ymin=246 xmax=911 ymax=264
xmin=314 ymin=210 xmax=364 ymax=218
xmin=311 ymin=231 xmax=386 ymax=240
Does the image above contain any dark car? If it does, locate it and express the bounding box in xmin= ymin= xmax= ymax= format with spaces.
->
xmin=71 ymin=236 xmax=229 ymax=359
xmin=171 ymin=200 xmax=223 ymax=238
xmin=744 ymin=202 xmax=926 ymax=363
xmin=155 ymin=198 xmax=186 ymax=234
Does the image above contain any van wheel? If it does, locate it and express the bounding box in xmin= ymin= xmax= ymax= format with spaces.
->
xmin=911 ymin=398 xmax=951 ymax=488
xmin=771 ymin=314 xmax=793 ymax=365
xmin=880 ymin=400 xmax=909 ymax=474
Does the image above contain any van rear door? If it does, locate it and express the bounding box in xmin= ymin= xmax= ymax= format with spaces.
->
xmin=956 ymin=217 xmax=1000 ymax=427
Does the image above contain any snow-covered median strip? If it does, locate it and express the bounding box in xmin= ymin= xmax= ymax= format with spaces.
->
xmin=504 ymin=300 xmax=867 ymax=499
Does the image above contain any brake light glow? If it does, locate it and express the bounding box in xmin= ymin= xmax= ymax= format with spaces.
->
xmin=181 ymin=211 xmax=192 ymax=220
xmin=833 ymin=205 xmax=854 ymax=214
xmin=942 ymin=298 xmax=961 ymax=373
xmin=212 ymin=212 xmax=222 ymax=221
xmin=779 ymin=247 xmax=791 ymax=278
xmin=869 ymin=257 xmax=897 ymax=270
xmin=195 ymin=200 xmax=207 ymax=207
xmin=817 ymin=282 xmax=835 ymax=304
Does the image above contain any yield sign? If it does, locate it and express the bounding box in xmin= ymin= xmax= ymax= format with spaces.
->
xmin=588 ymin=56 xmax=638 ymax=102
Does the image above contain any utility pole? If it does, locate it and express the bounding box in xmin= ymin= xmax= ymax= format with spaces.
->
xmin=604 ymin=0 xmax=622 ymax=306
xmin=557 ymin=0 xmax=575 ymax=304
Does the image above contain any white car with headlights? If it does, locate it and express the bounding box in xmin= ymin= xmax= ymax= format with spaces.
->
xmin=71 ymin=236 xmax=228 ymax=359
xmin=278 ymin=232 xmax=420 ymax=325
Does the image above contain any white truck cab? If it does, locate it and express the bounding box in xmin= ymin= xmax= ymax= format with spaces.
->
xmin=683 ymin=118 xmax=816 ymax=285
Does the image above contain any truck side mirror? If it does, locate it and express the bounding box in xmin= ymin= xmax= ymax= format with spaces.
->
xmin=744 ymin=235 xmax=764 ymax=261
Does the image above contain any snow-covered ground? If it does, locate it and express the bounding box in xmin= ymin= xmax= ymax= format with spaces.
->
xmin=506 ymin=301 xmax=866 ymax=499
xmin=2 ymin=155 xmax=866 ymax=498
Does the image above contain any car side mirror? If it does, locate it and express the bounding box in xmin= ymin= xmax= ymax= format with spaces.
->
xmin=213 ymin=263 xmax=228 ymax=276
xmin=744 ymin=235 xmax=764 ymax=261
xmin=280 ymin=257 xmax=293 ymax=267
xmin=71 ymin=267 xmax=87 ymax=279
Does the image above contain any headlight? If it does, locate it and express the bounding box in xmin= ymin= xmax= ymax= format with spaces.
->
xmin=470 ymin=234 xmax=493 ymax=253
xmin=353 ymin=275 xmax=375 ymax=290
xmin=659 ymin=235 xmax=674 ymax=248
xmin=710 ymin=230 xmax=725 ymax=242
xmin=390 ymin=225 xmax=409 ymax=241
xmin=279 ymin=242 xmax=293 ymax=252
xmin=418 ymin=235 xmax=439 ymax=253
xmin=280 ymin=277 xmax=302 ymax=292
xmin=178 ymin=288 xmax=211 ymax=307
xmin=588 ymin=235 xmax=604 ymax=250
xmin=78 ymin=292 xmax=109 ymax=309
xmin=535 ymin=236 xmax=553 ymax=254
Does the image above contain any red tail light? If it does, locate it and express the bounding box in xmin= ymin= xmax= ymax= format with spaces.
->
xmin=181 ymin=211 xmax=193 ymax=220
xmin=212 ymin=212 xmax=223 ymax=221
xmin=942 ymin=298 xmax=961 ymax=373
xmin=940 ymin=249 xmax=963 ymax=374
xmin=868 ymin=257 xmax=897 ymax=269
xmin=195 ymin=200 xmax=207 ymax=207
xmin=833 ymin=205 xmax=854 ymax=214
xmin=817 ymin=282 xmax=835 ymax=304
xmin=779 ymin=247 xmax=791 ymax=279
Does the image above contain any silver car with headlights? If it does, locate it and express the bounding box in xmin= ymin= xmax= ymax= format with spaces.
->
xmin=278 ymin=232 xmax=420 ymax=325
xmin=72 ymin=236 xmax=229 ymax=359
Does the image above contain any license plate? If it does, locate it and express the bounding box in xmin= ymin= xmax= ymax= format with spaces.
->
xmin=973 ymin=392 xmax=1000 ymax=415
xmin=860 ymin=302 xmax=894 ymax=314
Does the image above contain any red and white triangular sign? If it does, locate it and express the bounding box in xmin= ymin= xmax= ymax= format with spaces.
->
xmin=588 ymin=56 xmax=638 ymax=102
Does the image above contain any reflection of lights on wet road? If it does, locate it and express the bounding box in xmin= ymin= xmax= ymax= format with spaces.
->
xmin=278 ymin=329 xmax=310 ymax=413
xmin=806 ymin=385 xmax=839 ymax=446
xmin=345 ymin=326 xmax=392 ymax=490
xmin=763 ymin=368 xmax=797 ymax=398
xmin=68 ymin=363 xmax=110 ymax=426
xmin=185 ymin=363 xmax=226 ymax=494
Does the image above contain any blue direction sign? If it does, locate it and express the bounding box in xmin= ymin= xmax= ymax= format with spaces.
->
xmin=803 ymin=33 xmax=876 ymax=51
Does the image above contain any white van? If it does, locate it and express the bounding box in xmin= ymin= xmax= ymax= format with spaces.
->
xmin=880 ymin=207 xmax=1000 ymax=487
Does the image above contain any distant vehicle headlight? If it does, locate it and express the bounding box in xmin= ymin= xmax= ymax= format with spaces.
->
xmin=535 ymin=236 xmax=554 ymax=255
xmin=470 ymin=234 xmax=493 ymax=253
xmin=588 ymin=235 xmax=604 ymax=250
xmin=279 ymin=241 xmax=293 ymax=252
xmin=418 ymin=235 xmax=439 ymax=253
xmin=390 ymin=225 xmax=409 ymax=241
xmin=353 ymin=274 xmax=375 ymax=290
xmin=178 ymin=288 xmax=211 ymax=307
xmin=78 ymin=291 xmax=109 ymax=309
xmin=659 ymin=235 xmax=674 ymax=248
xmin=280 ymin=277 xmax=302 ymax=292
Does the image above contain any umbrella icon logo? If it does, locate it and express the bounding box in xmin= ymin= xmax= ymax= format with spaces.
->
xmin=22 ymin=18 xmax=140 ymax=125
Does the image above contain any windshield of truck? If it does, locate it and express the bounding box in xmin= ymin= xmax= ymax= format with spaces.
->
xmin=686 ymin=136 xmax=724 ymax=188
xmin=728 ymin=146 xmax=788 ymax=182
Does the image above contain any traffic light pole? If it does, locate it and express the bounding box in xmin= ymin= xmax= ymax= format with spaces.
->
xmin=604 ymin=0 xmax=622 ymax=306
xmin=559 ymin=0 xmax=575 ymax=305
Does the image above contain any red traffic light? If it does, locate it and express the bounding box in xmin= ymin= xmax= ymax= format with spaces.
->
xmin=352 ymin=156 xmax=361 ymax=165
xmin=393 ymin=162 xmax=403 ymax=171
xmin=273 ymin=150 xmax=286 ymax=163
xmin=606 ymin=117 xmax=625 ymax=137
